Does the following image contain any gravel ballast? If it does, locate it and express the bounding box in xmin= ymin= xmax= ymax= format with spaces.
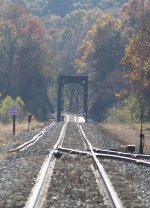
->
xmin=0 ymin=122 xmax=63 ymax=208
xmin=43 ymin=155 xmax=108 ymax=208
xmin=0 ymin=119 xmax=149 ymax=207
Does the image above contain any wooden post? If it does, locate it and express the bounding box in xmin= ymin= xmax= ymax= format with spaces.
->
xmin=13 ymin=115 xmax=16 ymax=134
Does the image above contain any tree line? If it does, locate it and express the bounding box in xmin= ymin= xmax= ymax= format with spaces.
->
xmin=0 ymin=0 xmax=149 ymax=122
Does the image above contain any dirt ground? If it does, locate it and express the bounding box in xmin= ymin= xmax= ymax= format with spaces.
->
xmin=99 ymin=122 xmax=150 ymax=154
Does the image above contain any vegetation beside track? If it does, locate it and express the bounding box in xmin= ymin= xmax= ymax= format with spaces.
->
xmin=99 ymin=122 xmax=150 ymax=153
xmin=0 ymin=120 xmax=44 ymax=143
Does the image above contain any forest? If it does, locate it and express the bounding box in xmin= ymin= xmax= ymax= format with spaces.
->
xmin=0 ymin=0 xmax=150 ymax=123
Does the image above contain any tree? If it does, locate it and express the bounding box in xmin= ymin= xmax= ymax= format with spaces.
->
xmin=74 ymin=15 xmax=126 ymax=120
xmin=122 ymin=9 xmax=150 ymax=117
xmin=43 ymin=9 xmax=102 ymax=75
xmin=0 ymin=4 xmax=54 ymax=119
xmin=0 ymin=95 xmax=25 ymax=123
xmin=121 ymin=0 xmax=149 ymax=30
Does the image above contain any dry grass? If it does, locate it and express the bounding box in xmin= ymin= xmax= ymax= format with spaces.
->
xmin=0 ymin=119 xmax=44 ymax=159
xmin=0 ymin=119 xmax=44 ymax=143
xmin=99 ymin=122 xmax=150 ymax=153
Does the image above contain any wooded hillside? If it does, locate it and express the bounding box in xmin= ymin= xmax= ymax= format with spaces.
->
xmin=0 ymin=0 xmax=149 ymax=122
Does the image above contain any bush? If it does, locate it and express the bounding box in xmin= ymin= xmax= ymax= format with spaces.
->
xmin=0 ymin=95 xmax=25 ymax=124
xmin=107 ymin=95 xmax=141 ymax=124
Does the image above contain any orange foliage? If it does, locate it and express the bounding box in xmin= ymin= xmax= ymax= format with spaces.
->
xmin=122 ymin=9 xmax=150 ymax=96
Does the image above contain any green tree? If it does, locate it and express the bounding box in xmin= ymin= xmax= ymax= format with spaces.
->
xmin=107 ymin=94 xmax=141 ymax=123
xmin=0 ymin=95 xmax=25 ymax=123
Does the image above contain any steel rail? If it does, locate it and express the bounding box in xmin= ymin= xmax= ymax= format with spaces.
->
xmin=79 ymin=124 xmax=123 ymax=208
xmin=58 ymin=115 xmax=69 ymax=146
xmin=10 ymin=122 xmax=55 ymax=152
xmin=93 ymin=147 xmax=150 ymax=160
xmin=24 ymin=119 xmax=68 ymax=208
xmin=57 ymin=146 xmax=150 ymax=166
xmin=75 ymin=117 xmax=89 ymax=150
xmin=57 ymin=146 xmax=91 ymax=156
xmin=95 ymin=153 xmax=150 ymax=167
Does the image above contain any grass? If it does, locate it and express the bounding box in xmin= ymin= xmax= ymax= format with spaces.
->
xmin=1 ymin=119 xmax=150 ymax=156
xmin=0 ymin=119 xmax=44 ymax=159
xmin=99 ymin=122 xmax=150 ymax=153
xmin=0 ymin=119 xmax=44 ymax=143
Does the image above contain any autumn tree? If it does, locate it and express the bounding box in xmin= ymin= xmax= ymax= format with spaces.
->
xmin=74 ymin=15 xmax=126 ymax=120
xmin=43 ymin=9 xmax=102 ymax=76
xmin=35 ymin=0 xmax=128 ymax=17
xmin=0 ymin=4 xmax=54 ymax=119
xmin=122 ymin=8 xmax=150 ymax=118
xmin=121 ymin=0 xmax=149 ymax=33
xmin=103 ymin=0 xmax=150 ymax=123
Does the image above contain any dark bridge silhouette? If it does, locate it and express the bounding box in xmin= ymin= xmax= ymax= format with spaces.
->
xmin=57 ymin=75 xmax=88 ymax=122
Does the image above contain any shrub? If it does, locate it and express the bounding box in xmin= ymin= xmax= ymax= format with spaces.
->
xmin=0 ymin=95 xmax=25 ymax=124
xmin=107 ymin=95 xmax=141 ymax=124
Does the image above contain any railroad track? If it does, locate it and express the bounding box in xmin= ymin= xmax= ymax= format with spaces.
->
xmin=22 ymin=114 xmax=149 ymax=208
xmin=10 ymin=122 xmax=56 ymax=152
xmin=1 ymin=114 xmax=149 ymax=207
xmin=10 ymin=119 xmax=150 ymax=165
xmin=0 ymin=121 xmax=62 ymax=208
